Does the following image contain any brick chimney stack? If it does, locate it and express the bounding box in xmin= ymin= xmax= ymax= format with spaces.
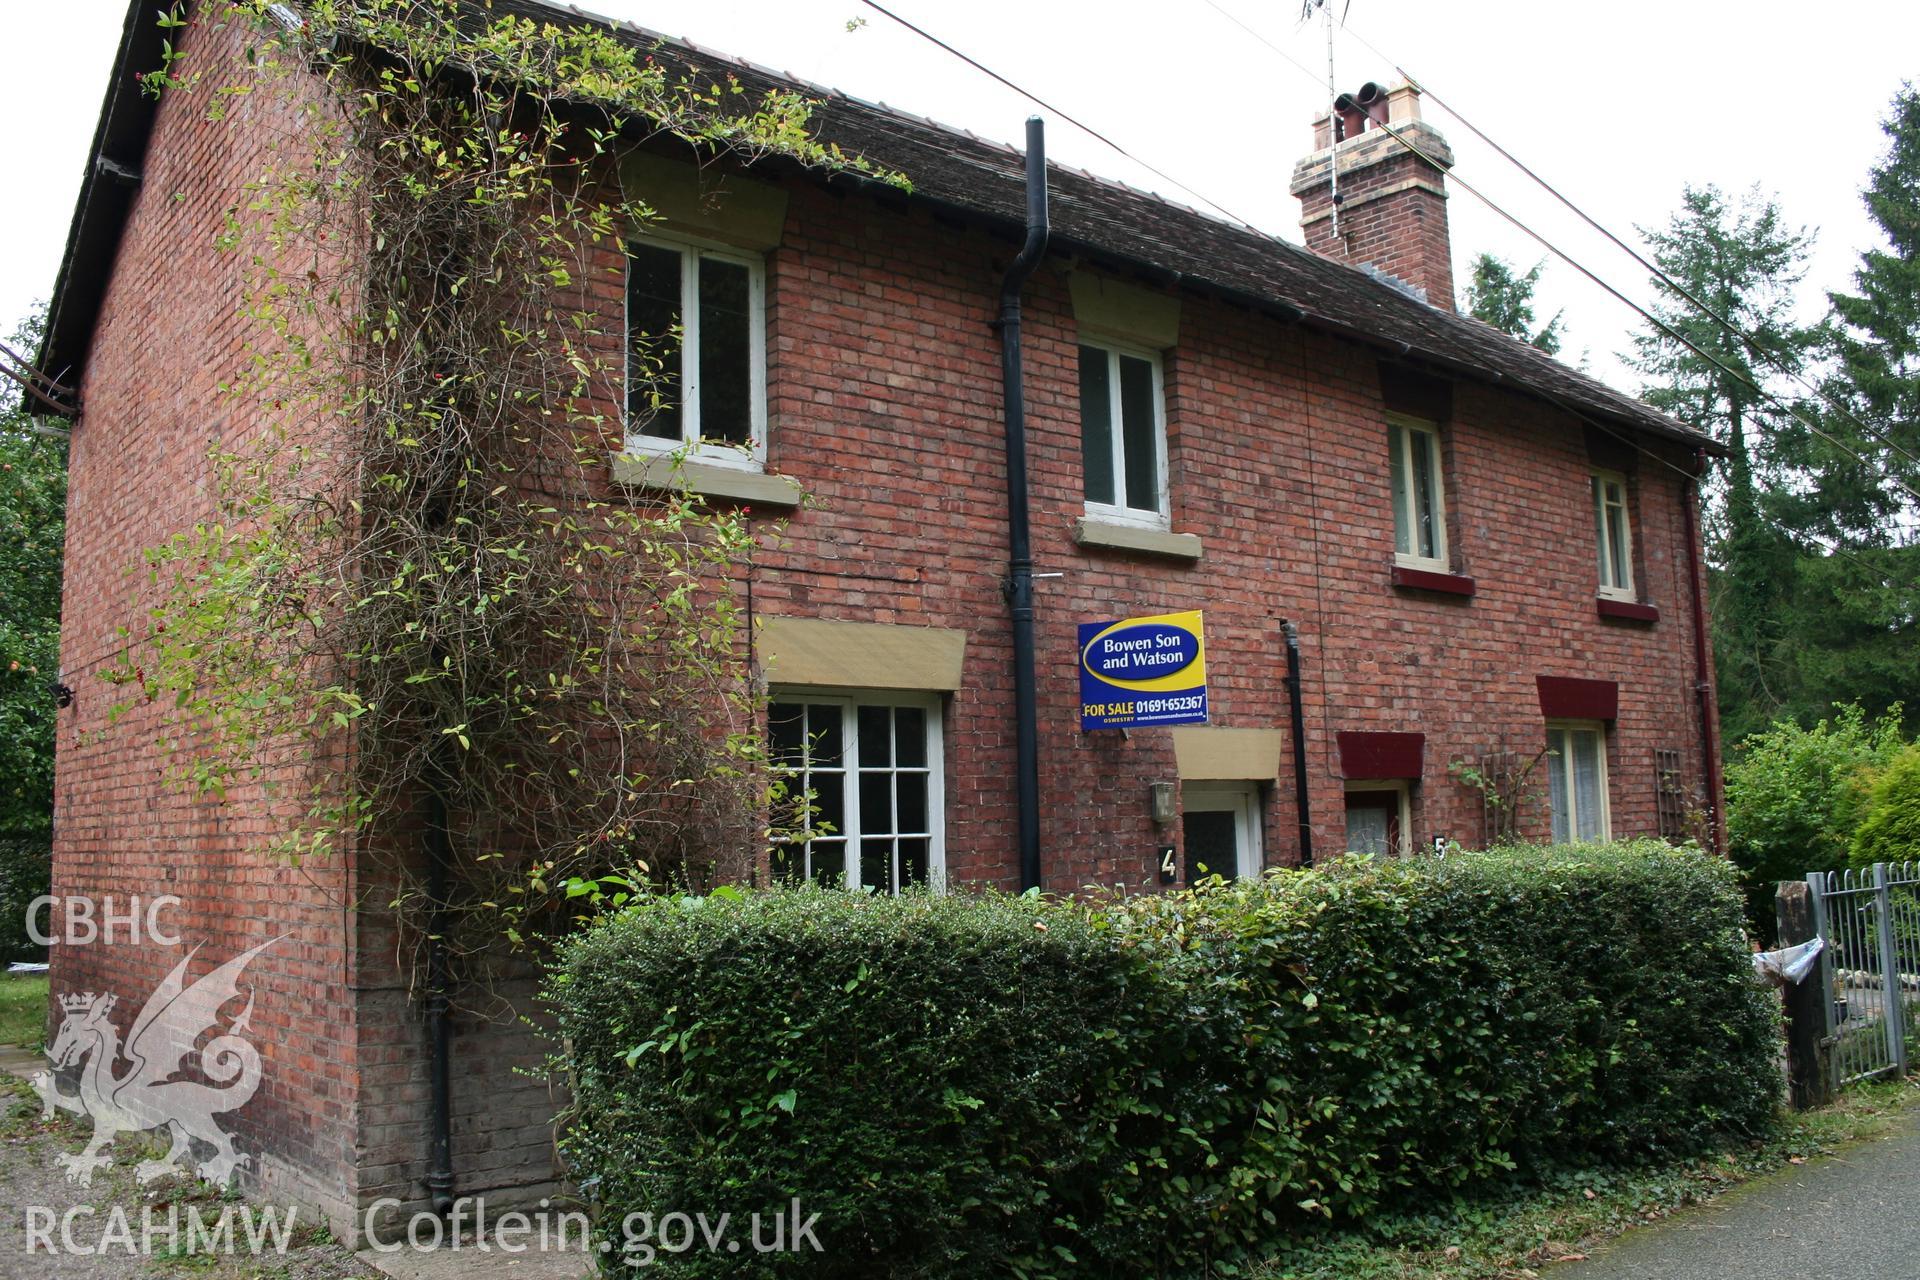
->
xmin=1289 ymin=81 xmax=1457 ymax=310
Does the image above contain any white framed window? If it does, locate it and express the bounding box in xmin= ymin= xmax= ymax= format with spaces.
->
xmin=1343 ymin=781 xmax=1411 ymax=857
xmin=1592 ymin=471 xmax=1634 ymax=600
xmin=625 ymin=233 xmax=767 ymax=468
xmin=1078 ymin=339 xmax=1169 ymax=527
xmin=1388 ymin=412 xmax=1449 ymax=571
xmin=1180 ymin=783 xmax=1262 ymax=881
xmin=1546 ymin=721 xmax=1611 ymax=843
xmin=768 ymin=693 xmax=945 ymax=893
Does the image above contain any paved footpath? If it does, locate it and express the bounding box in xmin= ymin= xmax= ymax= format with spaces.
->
xmin=1565 ymin=1111 xmax=1920 ymax=1280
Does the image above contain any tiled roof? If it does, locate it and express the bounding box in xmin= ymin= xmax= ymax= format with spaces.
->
xmin=494 ymin=0 xmax=1712 ymax=451
xmin=43 ymin=0 xmax=1713 ymax=452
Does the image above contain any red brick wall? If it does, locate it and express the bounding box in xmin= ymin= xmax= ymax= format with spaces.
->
xmin=49 ymin=14 xmax=566 ymax=1242
xmin=643 ymin=174 xmax=1715 ymax=888
xmin=50 ymin=13 xmax=365 ymax=1225
xmin=1298 ymin=148 xmax=1456 ymax=309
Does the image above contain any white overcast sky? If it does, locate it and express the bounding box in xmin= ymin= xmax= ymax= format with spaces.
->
xmin=5 ymin=0 xmax=1917 ymax=391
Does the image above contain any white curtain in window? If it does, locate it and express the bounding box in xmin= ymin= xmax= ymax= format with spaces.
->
xmin=1571 ymin=730 xmax=1604 ymax=841
xmin=1346 ymin=806 xmax=1391 ymax=856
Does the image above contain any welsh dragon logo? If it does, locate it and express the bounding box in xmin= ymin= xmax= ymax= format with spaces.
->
xmin=30 ymin=939 xmax=278 ymax=1188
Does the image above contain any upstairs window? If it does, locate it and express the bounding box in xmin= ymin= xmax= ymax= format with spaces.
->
xmin=769 ymin=696 xmax=944 ymax=894
xmin=1388 ymin=413 xmax=1448 ymax=570
xmin=1546 ymin=721 xmax=1611 ymax=844
xmin=1592 ymin=471 xmax=1634 ymax=599
xmin=1078 ymin=341 xmax=1168 ymax=527
xmin=626 ymin=236 xmax=765 ymax=465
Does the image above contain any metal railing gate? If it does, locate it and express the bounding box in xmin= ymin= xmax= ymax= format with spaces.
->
xmin=1805 ymin=862 xmax=1920 ymax=1087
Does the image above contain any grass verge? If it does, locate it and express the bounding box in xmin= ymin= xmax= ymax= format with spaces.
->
xmin=0 ymin=972 xmax=48 ymax=1048
xmin=1254 ymin=1077 xmax=1920 ymax=1280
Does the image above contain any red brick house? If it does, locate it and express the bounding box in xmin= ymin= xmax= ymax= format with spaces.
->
xmin=38 ymin=0 xmax=1724 ymax=1240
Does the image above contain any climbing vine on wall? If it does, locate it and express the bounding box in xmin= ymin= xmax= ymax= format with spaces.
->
xmin=108 ymin=0 xmax=897 ymax=985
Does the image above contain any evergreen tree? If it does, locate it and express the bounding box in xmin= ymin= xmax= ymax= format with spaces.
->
xmin=1626 ymin=185 xmax=1824 ymax=744
xmin=1821 ymin=85 xmax=1920 ymax=546
xmin=1769 ymin=86 xmax=1920 ymax=727
xmin=1461 ymin=253 xmax=1564 ymax=355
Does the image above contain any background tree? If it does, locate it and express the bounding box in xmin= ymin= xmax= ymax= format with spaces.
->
xmin=1627 ymin=184 xmax=1824 ymax=744
xmin=0 ymin=307 xmax=62 ymax=961
xmin=1725 ymin=702 xmax=1904 ymax=932
xmin=0 ymin=307 xmax=63 ymax=839
xmin=1461 ymin=253 xmax=1564 ymax=355
xmin=1820 ymin=86 xmax=1920 ymax=543
xmin=1849 ymin=742 xmax=1920 ymax=867
xmin=1761 ymin=86 xmax=1920 ymax=730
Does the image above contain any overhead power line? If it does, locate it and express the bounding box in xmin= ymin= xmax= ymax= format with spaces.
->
xmin=1362 ymin=61 xmax=1920 ymax=477
xmin=1364 ymin=110 xmax=1920 ymax=507
xmin=860 ymin=0 xmax=1915 ymax=558
xmin=1198 ymin=1 xmax=1920 ymax=510
xmin=1192 ymin=0 xmax=1920 ymax=509
xmin=851 ymin=0 xmax=1262 ymax=231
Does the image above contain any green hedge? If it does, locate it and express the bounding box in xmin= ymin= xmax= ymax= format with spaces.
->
xmin=547 ymin=842 xmax=1778 ymax=1277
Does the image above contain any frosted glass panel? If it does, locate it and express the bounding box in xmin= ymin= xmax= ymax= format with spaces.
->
xmin=1346 ymin=806 xmax=1390 ymax=856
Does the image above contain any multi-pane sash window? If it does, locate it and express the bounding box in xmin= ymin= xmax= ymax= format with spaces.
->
xmin=1388 ymin=414 xmax=1448 ymax=569
xmin=769 ymin=696 xmax=944 ymax=893
xmin=626 ymin=237 xmax=765 ymax=462
xmin=1546 ymin=722 xmax=1610 ymax=843
xmin=1078 ymin=341 xmax=1168 ymax=525
xmin=1592 ymin=472 xmax=1634 ymax=599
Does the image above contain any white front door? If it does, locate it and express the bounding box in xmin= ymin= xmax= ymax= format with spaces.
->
xmin=1180 ymin=784 xmax=1262 ymax=883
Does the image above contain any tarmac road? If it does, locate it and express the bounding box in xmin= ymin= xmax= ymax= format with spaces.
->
xmin=1565 ymin=1111 xmax=1920 ymax=1280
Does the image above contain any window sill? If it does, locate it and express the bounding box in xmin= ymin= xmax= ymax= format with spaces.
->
xmin=1074 ymin=517 xmax=1204 ymax=561
xmin=611 ymin=452 xmax=803 ymax=510
xmin=1596 ymin=597 xmax=1659 ymax=624
xmin=1390 ymin=564 xmax=1475 ymax=597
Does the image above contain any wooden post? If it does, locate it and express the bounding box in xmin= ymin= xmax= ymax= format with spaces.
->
xmin=1777 ymin=880 xmax=1835 ymax=1110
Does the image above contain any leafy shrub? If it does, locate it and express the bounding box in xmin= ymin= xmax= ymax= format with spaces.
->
xmin=1726 ymin=702 xmax=1905 ymax=929
xmin=0 ymin=835 xmax=50 ymax=964
xmin=547 ymin=843 xmax=1778 ymax=1278
xmin=1851 ymin=744 xmax=1920 ymax=867
xmin=549 ymin=888 xmax=1159 ymax=1278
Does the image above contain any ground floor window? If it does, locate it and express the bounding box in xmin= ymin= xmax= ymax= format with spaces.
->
xmin=769 ymin=694 xmax=944 ymax=892
xmin=1546 ymin=721 xmax=1610 ymax=843
xmin=1181 ymin=783 xmax=1262 ymax=882
xmin=1343 ymin=782 xmax=1410 ymax=856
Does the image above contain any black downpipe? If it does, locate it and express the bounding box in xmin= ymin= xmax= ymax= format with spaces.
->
xmin=997 ymin=117 xmax=1050 ymax=893
xmin=1281 ymin=621 xmax=1314 ymax=866
xmin=425 ymin=784 xmax=455 ymax=1214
